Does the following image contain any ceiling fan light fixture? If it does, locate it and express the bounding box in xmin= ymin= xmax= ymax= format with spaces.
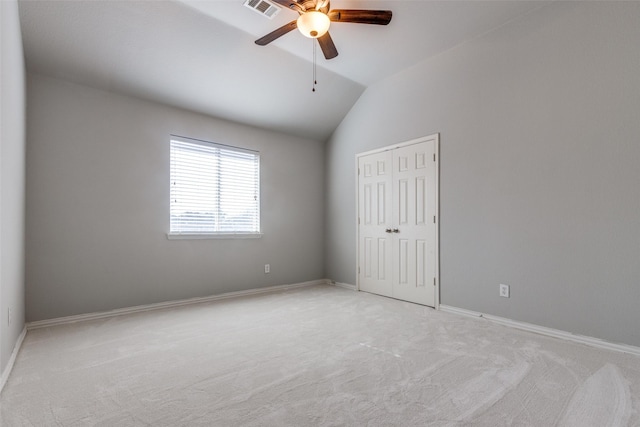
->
xmin=297 ymin=11 xmax=330 ymax=39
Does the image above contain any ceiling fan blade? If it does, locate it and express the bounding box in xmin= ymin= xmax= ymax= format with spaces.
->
xmin=255 ymin=20 xmax=298 ymax=46
xmin=328 ymin=9 xmax=392 ymax=25
xmin=317 ymin=32 xmax=338 ymax=60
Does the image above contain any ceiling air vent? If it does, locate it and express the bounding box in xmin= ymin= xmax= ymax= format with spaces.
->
xmin=243 ymin=0 xmax=281 ymax=19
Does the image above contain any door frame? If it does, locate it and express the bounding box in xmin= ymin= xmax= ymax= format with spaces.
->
xmin=355 ymin=133 xmax=440 ymax=308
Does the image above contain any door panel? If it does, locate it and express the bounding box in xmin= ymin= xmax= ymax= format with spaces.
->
xmin=391 ymin=142 xmax=437 ymax=306
xmin=377 ymin=239 xmax=387 ymax=280
xmin=417 ymin=239 xmax=426 ymax=288
xmin=398 ymin=238 xmax=409 ymax=285
xmin=358 ymin=150 xmax=393 ymax=297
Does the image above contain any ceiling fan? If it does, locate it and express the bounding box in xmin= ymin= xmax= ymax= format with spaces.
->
xmin=255 ymin=0 xmax=392 ymax=60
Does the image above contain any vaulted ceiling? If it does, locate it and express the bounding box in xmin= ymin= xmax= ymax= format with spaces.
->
xmin=18 ymin=0 xmax=548 ymax=141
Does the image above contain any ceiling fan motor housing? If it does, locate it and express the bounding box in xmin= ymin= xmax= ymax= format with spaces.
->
xmin=295 ymin=0 xmax=330 ymax=14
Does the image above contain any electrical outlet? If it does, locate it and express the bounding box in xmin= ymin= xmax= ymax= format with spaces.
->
xmin=264 ymin=264 xmax=270 ymax=274
xmin=499 ymin=284 xmax=510 ymax=298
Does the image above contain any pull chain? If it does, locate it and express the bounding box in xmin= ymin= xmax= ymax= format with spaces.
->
xmin=312 ymin=40 xmax=317 ymax=92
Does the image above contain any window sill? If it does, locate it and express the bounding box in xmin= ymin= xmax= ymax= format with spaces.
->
xmin=167 ymin=233 xmax=263 ymax=240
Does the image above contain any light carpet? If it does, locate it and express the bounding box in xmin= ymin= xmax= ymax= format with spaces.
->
xmin=1 ymin=285 xmax=639 ymax=426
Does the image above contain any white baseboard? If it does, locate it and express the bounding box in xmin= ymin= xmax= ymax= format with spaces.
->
xmin=333 ymin=281 xmax=356 ymax=291
xmin=27 ymin=279 xmax=328 ymax=330
xmin=439 ymin=304 xmax=640 ymax=357
xmin=0 ymin=326 xmax=27 ymax=395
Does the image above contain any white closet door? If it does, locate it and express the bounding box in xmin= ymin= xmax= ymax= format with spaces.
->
xmin=358 ymin=150 xmax=393 ymax=298
xmin=391 ymin=142 xmax=437 ymax=307
xmin=357 ymin=136 xmax=438 ymax=307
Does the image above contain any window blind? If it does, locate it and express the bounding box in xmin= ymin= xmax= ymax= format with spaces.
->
xmin=170 ymin=137 xmax=260 ymax=235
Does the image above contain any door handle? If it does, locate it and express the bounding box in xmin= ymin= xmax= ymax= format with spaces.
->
xmin=393 ymin=229 xmax=399 ymax=233
xmin=385 ymin=228 xmax=393 ymax=233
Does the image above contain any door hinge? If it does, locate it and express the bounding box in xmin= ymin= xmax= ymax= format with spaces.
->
xmin=358 ymin=168 xmax=361 ymax=175
xmin=433 ymin=215 xmax=436 ymax=223
xmin=433 ymin=277 xmax=436 ymax=286
xmin=358 ymin=217 xmax=360 ymax=225
xmin=358 ymin=266 xmax=361 ymax=274
xmin=433 ymin=153 xmax=436 ymax=162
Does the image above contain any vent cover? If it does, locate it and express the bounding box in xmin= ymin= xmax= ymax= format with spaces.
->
xmin=243 ymin=0 xmax=281 ymax=19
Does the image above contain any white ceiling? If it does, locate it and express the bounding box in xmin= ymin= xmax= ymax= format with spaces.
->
xmin=18 ymin=0 xmax=548 ymax=141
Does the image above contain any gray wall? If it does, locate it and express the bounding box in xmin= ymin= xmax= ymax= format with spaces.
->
xmin=0 ymin=0 xmax=27 ymax=372
xmin=26 ymin=74 xmax=324 ymax=321
xmin=325 ymin=2 xmax=640 ymax=347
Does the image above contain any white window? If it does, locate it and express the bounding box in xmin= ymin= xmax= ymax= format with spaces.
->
xmin=169 ymin=136 xmax=260 ymax=238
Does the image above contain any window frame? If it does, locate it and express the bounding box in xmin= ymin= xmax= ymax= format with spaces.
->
xmin=167 ymin=135 xmax=262 ymax=240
